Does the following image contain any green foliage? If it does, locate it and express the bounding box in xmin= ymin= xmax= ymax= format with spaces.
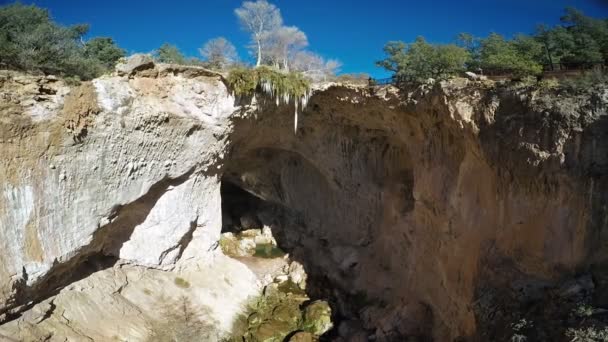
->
xmin=227 ymin=283 xmax=330 ymax=342
xmin=383 ymin=8 xmax=608 ymax=81
xmin=559 ymin=69 xmax=608 ymax=92
xmin=226 ymin=66 xmax=311 ymax=99
xmin=155 ymin=43 xmax=187 ymax=64
xmin=218 ymin=234 xmax=244 ymax=257
xmin=376 ymin=36 xmax=470 ymax=83
xmin=302 ymin=301 xmax=333 ymax=335
xmin=536 ymin=8 xmax=608 ymax=68
xmin=537 ymin=77 xmax=560 ymax=90
xmin=83 ymin=37 xmax=125 ymax=69
xmin=227 ymin=67 xmax=261 ymax=96
xmin=0 ymin=3 xmax=121 ymax=80
xmin=560 ymin=7 xmax=608 ymax=63
xmin=478 ymin=33 xmax=543 ymax=76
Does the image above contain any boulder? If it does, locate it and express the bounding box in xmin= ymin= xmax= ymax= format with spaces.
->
xmin=303 ymin=301 xmax=333 ymax=336
xmin=115 ymin=54 xmax=154 ymax=76
xmin=465 ymin=71 xmax=488 ymax=81
xmin=288 ymin=261 xmax=308 ymax=290
xmin=289 ymin=331 xmax=316 ymax=342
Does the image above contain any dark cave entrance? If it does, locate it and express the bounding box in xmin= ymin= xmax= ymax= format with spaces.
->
xmin=218 ymin=178 xmax=339 ymax=340
xmin=220 ymin=181 xmax=264 ymax=233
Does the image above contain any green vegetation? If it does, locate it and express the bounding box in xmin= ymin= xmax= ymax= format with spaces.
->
xmin=155 ymin=43 xmax=187 ymax=64
xmin=302 ymin=301 xmax=333 ymax=335
xmin=219 ymin=231 xmax=286 ymax=259
xmin=477 ymin=33 xmax=544 ymax=77
xmin=174 ymin=277 xmax=191 ymax=289
xmin=378 ymin=7 xmax=608 ymax=83
xmin=83 ymin=37 xmax=126 ymax=69
xmin=539 ymin=8 xmax=608 ymax=66
xmin=0 ymin=1 xmax=335 ymax=82
xmin=227 ymin=283 xmax=331 ymax=342
xmin=0 ymin=3 xmax=124 ymax=80
xmin=219 ymin=233 xmax=245 ymax=257
xmin=376 ymin=37 xmax=470 ymax=83
xmin=227 ymin=66 xmax=310 ymax=99
xmin=559 ymin=69 xmax=608 ymax=93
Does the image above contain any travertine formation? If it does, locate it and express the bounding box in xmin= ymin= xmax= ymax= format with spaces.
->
xmin=0 ymin=58 xmax=607 ymax=341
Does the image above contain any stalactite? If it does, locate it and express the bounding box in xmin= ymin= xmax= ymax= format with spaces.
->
xmin=259 ymin=77 xmax=311 ymax=134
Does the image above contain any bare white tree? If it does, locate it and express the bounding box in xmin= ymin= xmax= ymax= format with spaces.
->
xmin=263 ymin=26 xmax=308 ymax=71
xmin=235 ymin=0 xmax=282 ymax=67
xmin=199 ymin=37 xmax=238 ymax=70
xmin=292 ymin=51 xmax=341 ymax=81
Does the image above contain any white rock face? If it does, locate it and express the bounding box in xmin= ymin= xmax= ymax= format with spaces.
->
xmin=0 ymin=254 xmax=259 ymax=341
xmin=119 ymin=175 xmax=219 ymax=267
xmin=0 ymin=68 xmax=237 ymax=320
xmin=115 ymin=53 xmax=154 ymax=76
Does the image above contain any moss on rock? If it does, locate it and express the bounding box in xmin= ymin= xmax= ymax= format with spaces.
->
xmin=302 ymin=301 xmax=333 ymax=336
xmin=226 ymin=66 xmax=310 ymax=99
xmin=228 ymin=282 xmax=334 ymax=342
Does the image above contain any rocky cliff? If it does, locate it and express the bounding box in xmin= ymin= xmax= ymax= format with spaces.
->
xmin=0 ymin=59 xmax=607 ymax=341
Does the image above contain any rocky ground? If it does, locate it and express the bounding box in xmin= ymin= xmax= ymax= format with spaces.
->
xmin=0 ymin=213 xmax=333 ymax=342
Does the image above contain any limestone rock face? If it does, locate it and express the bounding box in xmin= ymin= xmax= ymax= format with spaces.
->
xmin=0 ymin=67 xmax=235 ymax=322
xmin=0 ymin=254 xmax=259 ymax=341
xmin=115 ymin=53 xmax=155 ymax=76
xmin=0 ymin=64 xmax=607 ymax=341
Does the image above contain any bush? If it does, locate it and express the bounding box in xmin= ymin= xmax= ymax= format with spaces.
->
xmin=155 ymin=43 xmax=187 ymax=64
xmin=0 ymin=3 xmax=123 ymax=80
xmin=83 ymin=37 xmax=125 ymax=69
xmin=478 ymin=33 xmax=543 ymax=77
xmin=376 ymin=37 xmax=470 ymax=84
xmin=560 ymin=69 xmax=608 ymax=92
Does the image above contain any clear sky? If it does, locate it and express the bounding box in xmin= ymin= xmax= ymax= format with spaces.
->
xmin=5 ymin=0 xmax=608 ymax=77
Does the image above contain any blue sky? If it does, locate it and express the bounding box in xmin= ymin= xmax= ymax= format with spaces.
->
xmin=5 ymin=0 xmax=608 ymax=77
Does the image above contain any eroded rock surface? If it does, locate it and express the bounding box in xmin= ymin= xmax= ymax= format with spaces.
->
xmin=1 ymin=59 xmax=607 ymax=341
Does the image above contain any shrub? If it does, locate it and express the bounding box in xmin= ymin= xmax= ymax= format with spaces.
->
xmin=155 ymin=43 xmax=187 ymax=64
xmin=0 ymin=3 xmax=124 ymax=80
xmin=0 ymin=3 xmax=123 ymax=80
xmin=83 ymin=37 xmax=125 ymax=69
xmin=560 ymin=69 xmax=608 ymax=92
xmin=478 ymin=33 xmax=543 ymax=77
xmin=376 ymin=37 xmax=470 ymax=83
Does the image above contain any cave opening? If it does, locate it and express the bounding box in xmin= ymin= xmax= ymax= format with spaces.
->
xmin=218 ymin=178 xmax=338 ymax=340
xmin=220 ymin=181 xmax=264 ymax=234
